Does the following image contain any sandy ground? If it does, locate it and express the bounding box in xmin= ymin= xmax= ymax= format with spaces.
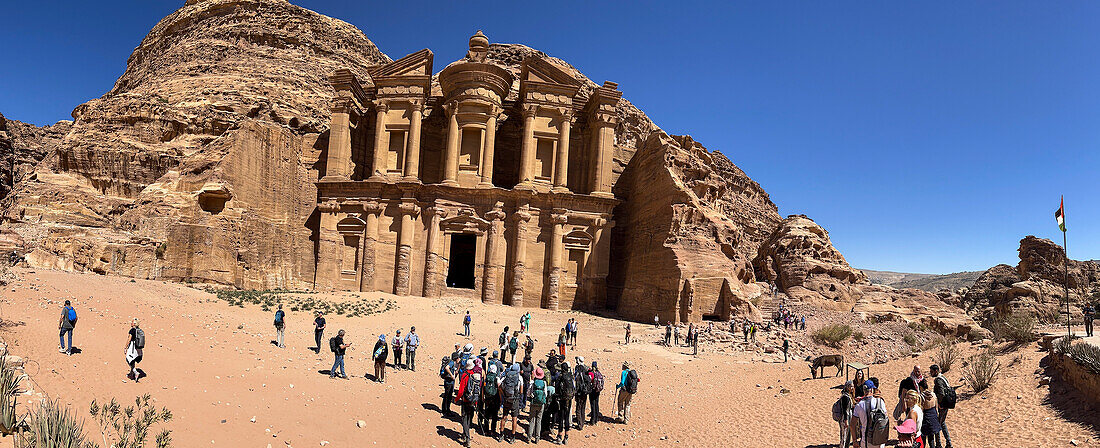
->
xmin=0 ymin=268 xmax=1098 ymax=448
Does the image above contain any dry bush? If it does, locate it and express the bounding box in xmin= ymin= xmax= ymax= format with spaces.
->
xmin=89 ymin=394 xmax=173 ymax=448
xmin=994 ymin=311 xmax=1037 ymax=344
xmin=811 ymin=324 xmax=852 ymax=348
xmin=1066 ymin=339 xmax=1100 ymax=374
xmin=903 ymin=332 xmax=918 ymax=347
xmin=0 ymin=355 xmax=23 ymax=435
xmin=852 ymin=330 xmax=865 ymax=342
xmin=964 ymin=348 xmax=1002 ymax=393
xmin=15 ymin=399 xmax=96 ymax=448
xmin=933 ymin=338 xmax=960 ymax=373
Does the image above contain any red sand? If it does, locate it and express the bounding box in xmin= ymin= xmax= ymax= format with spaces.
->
xmin=1 ymin=268 xmax=1097 ymax=447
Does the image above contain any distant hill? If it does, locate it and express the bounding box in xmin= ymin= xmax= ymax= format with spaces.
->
xmin=861 ymin=269 xmax=983 ymax=293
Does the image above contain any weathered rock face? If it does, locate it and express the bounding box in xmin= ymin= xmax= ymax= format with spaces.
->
xmin=754 ymin=215 xmax=866 ymax=304
xmin=0 ymin=113 xmax=71 ymax=199
xmin=754 ymin=215 xmax=985 ymax=338
xmin=609 ymin=132 xmax=780 ymax=323
xmin=2 ymin=0 xmax=389 ymax=288
xmin=962 ymin=236 xmax=1100 ymax=325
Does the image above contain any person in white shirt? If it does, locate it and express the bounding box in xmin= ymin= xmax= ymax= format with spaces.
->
xmin=850 ymin=380 xmax=887 ymax=448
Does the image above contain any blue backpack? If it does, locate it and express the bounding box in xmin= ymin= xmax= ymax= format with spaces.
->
xmin=66 ymin=307 xmax=77 ymax=324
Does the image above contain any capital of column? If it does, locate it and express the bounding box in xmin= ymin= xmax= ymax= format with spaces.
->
xmin=559 ymin=108 xmax=575 ymax=122
xmin=361 ymin=200 xmax=384 ymax=215
xmin=550 ymin=211 xmax=569 ymax=225
xmin=398 ymin=201 xmax=421 ymax=217
xmin=486 ymin=204 xmax=506 ymax=222
xmin=409 ymin=100 xmax=425 ymax=113
xmin=331 ymin=97 xmax=356 ymax=114
xmin=318 ymin=200 xmax=341 ymax=213
xmin=523 ymin=105 xmax=538 ymax=119
xmin=373 ymin=100 xmax=389 ymax=113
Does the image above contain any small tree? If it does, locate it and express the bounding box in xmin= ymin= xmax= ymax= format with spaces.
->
xmin=994 ymin=311 xmax=1037 ymax=344
xmin=89 ymin=395 xmax=172 ymax=448
xmin=964 ymin=348 xmax=1001 ymax=393
xmin=932 ymin=338 xmax=960 ymax=374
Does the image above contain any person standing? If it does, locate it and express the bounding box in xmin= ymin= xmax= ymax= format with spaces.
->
xmin=273 ymin=304 xmax=286 ymax=348
xmin=405 ymin=326 xmax=420 ymax=371
xmin=330 ymin=329 xmax=350 ymax=379
xmin=442 ymin=353 xmax=458 ymax=417
xmin=524 ymin=333 xmax=535 ymax=360
xmin=570 ymin=320 xmax=579 ymax=348
xmin=520 ymin=355 xmax=534 ymax=410
xmin=557 ymin=329 xmax=567 ymax=356
xmin=483 ymin=362 xmax=502 ymax=438
xmin=782 ymin=338 xmax=789 ymax=363
xmin=527 ymin=367 xmax=548 ymax=444
xmin=588 ymin=361 xmax=604 ymax=426
xmin=653 ymin=314 xmax=659 ymax=328
xmin=664 ymin=323 xmax=673 ymax=346
xmin=573 ymin=357 xmax=589 ymax=431
xmin=499 ymin=363 xmax=524 ymax=443
xmin=463 ymin=311 xmax=472 ymax=337
xmin=456 ymin=360 xmax=479 ymax=447
xmin=836 ymin=380 xmax=855 ymax=448
xmin=313 ymin=311 xmax=326 ymax=353
xmin=850 ymin=380 xmax=887 ymax=448
xmin=615 ymin=361 xmax=637 ymax=424
xmin=392 ymin=329 xmax=404 ymax=370
xmin=930 ymin=365 xmax=955 ymax=448
xmin=58 ymin=300 xmax=77 ymax=355
xmin=508 ymin=331 xmax=519 ymax=364
xmin=692 ymin=328 xmax=700 ymax=356
xmin=673 ymin=324 xmax=680 ymax=346
xmin=373 ymin=334 xmax=389 ymax=383
xmin=499 ymin=326 xmax=511 ymax=354
xmin=919 ymin=380 xmax=941 ymax=447
xmin=124 ymin=319 xmax=145 ymax=382
xmin=553 ymin=361 xmax=575 ymax=445
xmin=1085 ymin=303 xmax=1096 ymax=337
xmin=624 ymin=323 xmax=631 ymax=345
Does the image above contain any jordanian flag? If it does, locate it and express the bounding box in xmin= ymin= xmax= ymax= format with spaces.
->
xmin=1056 ymin=196 xmax=1066 ymax=232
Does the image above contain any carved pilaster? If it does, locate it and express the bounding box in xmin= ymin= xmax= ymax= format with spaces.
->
xmin=553 ymin=109 xmax=574 ymax=192
xmin=360 ymin=201 xmax=383 ymax=292
xmin=321 ymin=99 xmax=354 ymax=181
xmin=481 ymin=203 xmax=506 ymax=304
xmin=422 ymin=206 xmax=448 ymax=298
xmin=442 ymin=102 xmax=460 ymax=186
xmin=404 ymin=100 xmax=424 ymax=181
xmin=509 ymin=204 xmax=533 ymax=306
xmin=478 ymin=105 xmax=501 ymax=188
xmin=394 ymin=201 xmax=421 ymax=296
xmin=545 ymin=210 xmax=569 ymax=310
xmin=368 ymin=101 xmax=389 ymax=182
xmin=517 ymin=105 xmax=538 ymax=189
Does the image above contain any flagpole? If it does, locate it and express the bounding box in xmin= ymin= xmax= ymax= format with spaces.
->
xmin=1065 ymin=228 xmax=1072 ymax=337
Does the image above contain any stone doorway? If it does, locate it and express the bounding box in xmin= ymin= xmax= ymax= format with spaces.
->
xmin=447 ymin=233 xmax=477 ymax=289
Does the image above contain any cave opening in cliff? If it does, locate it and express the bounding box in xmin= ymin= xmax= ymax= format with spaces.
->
xmin=447 ymin=233 xmax=476 ymax=289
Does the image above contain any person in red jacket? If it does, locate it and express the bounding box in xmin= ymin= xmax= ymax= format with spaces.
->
xmin=455 ymin=360 xmax=480 ymax=447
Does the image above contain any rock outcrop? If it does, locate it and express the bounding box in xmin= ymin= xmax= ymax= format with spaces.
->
xmin=962 ymin=236 xmax=1100 ymax=324
xmin=609 ymin=132 xmax=780 ymax=323
xmin=755 ymin=215 xmax=985 ymax=338
xmin=3 ymin=0 xmax=389 ymax=288
xmin=0 ymin=113 xmax=71 ymax=199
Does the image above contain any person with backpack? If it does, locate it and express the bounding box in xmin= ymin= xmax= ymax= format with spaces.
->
xmin=482 ymin=362 xmax=502 ymax=438
xmin=781 ymin=338 xmax=789 ymax=363
xmin=524 ymin=333 xmax=535 ymax=360
xmin=570 ymin=320 xmax=578 ymax=348
xmin=833 ymin=380 xmax=855 ymax=448
xmin=273 ymin=304 xmax=286 ymax=348
xmin=520 ymin=355 xmax=534 ymax=410
xmin=553 ymin=360 xmax=575 ymax=445
xmin=329 ymin=329 xmax=350 ymax=379
xmin=463 ymin=311 xmax=472 ymax=337
xmin=455 ymin=359 xmax=480 ymax=447
xmin=527 ymin=367 xmax=549 ymax=444
xmin=851 ymin=379 xmax=889 ymax=448
xmin=124 ymin=318 xmax=145 ymax=382
xmin=441 ymin=353 xmax=458 ymax=417
xmin=405 ymin=326 xmax=420 ymax=371
xmin=499 ymin=363 xmax=524 ymax=443
xmin=930 ymin=364 xmax=955 ymax=448
xmin=557 ymin=329 xmax=567 ymax=356
xmin=508 ymin=331 xmax=519 ymax=363
xmin=392 ymin=329 xmax=404 ymax=370
xmin=615 ymin=361 xmax=637 ymax=424
xmin=58 ymin=300 xmax=77 ymax=355
xmin=572 ymin=357 xmax=590 ymax=431
xmin=372 ymin=334 xmax=389 ymax=383
xmin=499 ymin=326 xmax=510 ymax=353
xmin=313 ymin=311 xmax=326 ymax=353
xmin=588 ymin=361 xmax=604 ymax=426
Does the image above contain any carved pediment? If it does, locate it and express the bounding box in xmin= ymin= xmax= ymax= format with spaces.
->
xmin=370 ymin=49 xmax=434 ymax=78
xmin=521 ymin=57 xmax=580 ymax=87
xmin=440 ymin=210 xmax=491 ymax=233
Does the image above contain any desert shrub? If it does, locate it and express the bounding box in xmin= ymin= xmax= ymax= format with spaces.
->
xmin=964 ymin=348 xmax=1002 ymax=393
xmin=1066 ymin=339 xmax=1100 ymax=374
xmin=903 ymin=332 xmax=918 ymax=347
xmin=811 ymin=324 xmax=852 ymax=347
xmin=908 ymin=321 xmax=929 ymax=332
xmin=89 ymin=394 xmax=173 ymax=448
xmin=0 ymin=355 xmax=22 ymax=435
xmin=852 ymin=330 xmax=865 ymax=342
xmin=933 ymin=338 xmax=960 ymax=373
xmin=15 ymin=399 xmax=96 ymax=448
xmin=1054 ymin=335 xmax=1079 ymax=356
xmin=994 ymin=311 xmax=1037 ymax=344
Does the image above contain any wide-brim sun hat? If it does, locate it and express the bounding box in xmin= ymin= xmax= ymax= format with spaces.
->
xmin=463 ymin=343 xmax=474 ymax=352
xmin=895 ymin=418 xmax=917 ymax=435
xmin=534 ymin=368 xmax=544 ymax=379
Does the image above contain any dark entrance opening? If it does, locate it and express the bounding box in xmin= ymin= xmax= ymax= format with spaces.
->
xmin=447 ymin=234 xmax=476 ymax=289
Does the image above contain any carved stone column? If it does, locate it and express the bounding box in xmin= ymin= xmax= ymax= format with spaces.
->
xmin=588 ymin=216 xmax=614 ymax=308
xmin=315 ymin=200 xmax=342 ymax=289
xmin=546 ymin=210 xmax=568 ymax=310
xmin=360 ymin=201 xmax=383 ymax=292
xmin=403 ymin=101 xmax=423 ymax=182
xmin=322 ymin=100 xmax=353 ymax=181
xmin=553 ymin=110 xmax=572 ymax=192
xmin=508 ymin=204 xmax=532 ymax=306
xmin=592 ymin=121 xmax=615 ymax=198
xmin=394 ymin=201 xmax=421 ymax=296
xmin=478 ymin=107 xmax=500 ymax=188
xmin=442 ymin=103 xmax=460 ymax=186
xmin=516 ymin=106 xmax=537 ymax=189
xmin=422 ymin=206 xmax=447 ymax=298
xmin=369 ymin=101 xmax=389 ymax=181
xmin=481 ymin=203 xmax=506 ymax=304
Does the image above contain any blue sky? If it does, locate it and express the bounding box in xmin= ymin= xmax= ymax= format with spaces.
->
xmin=2 ymin=1 xmax=1098 ymax=274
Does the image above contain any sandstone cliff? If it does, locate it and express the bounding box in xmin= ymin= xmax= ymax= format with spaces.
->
xmin=755 ymin=215 xmax=984 ymax=338
xmin=962 ymin=236 xmax=1100 ymax=324
xmin=609 ymin=132 xmax=780 ymax=323
xmin=0 ymin=113 xmax=71 ymax=199
xmin=3 ymin=0 xmax=389 ymax=288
